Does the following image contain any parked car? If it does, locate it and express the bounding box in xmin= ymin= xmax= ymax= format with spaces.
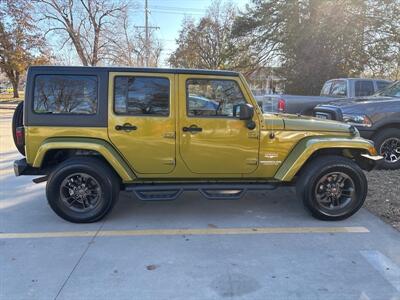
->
xmin=314 ymin=81 xmax=400 ymax=169
xmin=187 ymin=95 xmax=219 ymax=116
xmin=13 ymin=66 xmax=381 ymax=223
xmin=257 ymin=78 xmax=392 ymax=115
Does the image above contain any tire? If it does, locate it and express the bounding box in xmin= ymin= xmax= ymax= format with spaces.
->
xmin=296 ymin=155 xmax=367 ymax=221
xmin=372 ymin=128 xmax=400 ymax=170
xmin=12 ymin=102 xmax=25 ymax=156
xmin=46 ymin=157 xmax=120 ymax=223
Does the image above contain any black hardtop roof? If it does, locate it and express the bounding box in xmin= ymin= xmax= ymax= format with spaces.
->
xmin=28 ymin=65 xmax=240 ymax=77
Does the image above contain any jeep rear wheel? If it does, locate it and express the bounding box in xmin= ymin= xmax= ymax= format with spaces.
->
xmin=46 ymin=157 xmax=119 ymax=223
xmin=296 ymin=155 xmax=367 ymax=220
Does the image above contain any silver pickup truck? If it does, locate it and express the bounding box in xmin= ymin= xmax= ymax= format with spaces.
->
xmin=256 ymin=78 xmax=392 ymax=115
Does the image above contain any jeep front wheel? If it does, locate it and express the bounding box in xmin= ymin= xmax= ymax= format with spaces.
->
xmin=296 ymin=155 xmax=367 ymax=220
xmin=46 ymin=157 xmax=119 ymax=223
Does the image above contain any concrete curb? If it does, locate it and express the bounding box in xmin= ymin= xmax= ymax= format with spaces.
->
xmin=0 ymin=103 xmax=18 ymax=110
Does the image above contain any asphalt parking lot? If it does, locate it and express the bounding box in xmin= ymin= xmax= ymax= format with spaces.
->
xmin=1 ymin=107 xmax=399 ymax=300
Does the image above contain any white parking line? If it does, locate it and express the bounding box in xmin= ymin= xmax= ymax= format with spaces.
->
xmin=361 ymin=250 xmax=400 ymax=293
xmin=0 ymin=226 xmax=369 ymax=239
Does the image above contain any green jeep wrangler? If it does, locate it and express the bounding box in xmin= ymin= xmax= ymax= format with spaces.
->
xmin=13 ymin=66 xmax=381 ymax=223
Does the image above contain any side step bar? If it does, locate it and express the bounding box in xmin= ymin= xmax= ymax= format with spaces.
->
xmin=125 ymin=183 xmax=279 ymax=201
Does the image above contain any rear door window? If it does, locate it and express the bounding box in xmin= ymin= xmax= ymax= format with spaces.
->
xmin=34 ymin=75 xmax=97 ymax=114
xmin=114 ymin=76 xmax=169 ymax=116
xmin=355 ymin=80 xmax=374 ymax=97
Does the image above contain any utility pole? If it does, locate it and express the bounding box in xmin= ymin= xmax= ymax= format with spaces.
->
xmin=144 ymin=0 xmax=149 ymax=67
xmin=135 ymin=0 xmax=159 ymax=67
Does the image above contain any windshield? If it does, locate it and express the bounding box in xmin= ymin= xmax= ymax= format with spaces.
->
xmin=320 ymin=81 xmax=332 ymax=96
xmin=329 ymin=80 xmax=347 ymax=97
xmin=376 ymin=81 xmax=400 ymax=97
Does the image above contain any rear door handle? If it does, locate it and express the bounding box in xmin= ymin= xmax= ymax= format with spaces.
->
xmin=182 ymin=125 xmax=202 ymax=133
xmin=115 ymin=123 xmax=137 ymax=131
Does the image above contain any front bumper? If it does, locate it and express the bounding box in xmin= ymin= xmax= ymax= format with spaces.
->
xmin=14 ymin=158 xmax=46 ymax=176
xmin=356 ymin=154 xmax=383 ymax=171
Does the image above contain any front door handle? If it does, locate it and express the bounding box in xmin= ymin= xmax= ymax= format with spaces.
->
xmin=115 ymin=123 xmax=137 ymax=132
xmin=183 ymin=125 xmax=202 ymax=133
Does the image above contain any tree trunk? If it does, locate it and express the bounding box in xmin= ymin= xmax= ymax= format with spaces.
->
xmin=8 ymin=71 xmax=20 ymax=98
xmin=91 ymin=27 xmax=100 ymax=66
xmin=12 ymin=80 xmax=19 ymax=98
xmin=68 ymin=31 xmax=89 ymax=66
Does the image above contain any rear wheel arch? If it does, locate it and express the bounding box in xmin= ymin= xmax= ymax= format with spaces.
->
xmin=42 ymin=149 xmax=119 ymax=178
xmin=33 ymin=139 xmax=136 ymax=182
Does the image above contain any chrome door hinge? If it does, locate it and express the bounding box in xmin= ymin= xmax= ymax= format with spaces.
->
xmin=247 ymin=132 xmax=259 ymax=139
xmin=163 ymin=132 xmax=176 ymax=139
xmin=246 ymin=158 xmax=258 ymax=165
xmin=163 ymin=158 xmax=176 ymax=165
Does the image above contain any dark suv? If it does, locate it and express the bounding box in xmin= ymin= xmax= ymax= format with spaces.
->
xmin=314 ymin=81 xmax=400 ymax=169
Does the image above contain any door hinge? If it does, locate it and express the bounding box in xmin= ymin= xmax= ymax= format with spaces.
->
xmin=163 ymin=158 xmax=175 ymax=165
xmin=246 ymin=158 xmax=258 ymax=165
xmin=247 ymin=132 xmax=259 ymax=139
xmin=163 ymin=132 xmax=176 ymax=139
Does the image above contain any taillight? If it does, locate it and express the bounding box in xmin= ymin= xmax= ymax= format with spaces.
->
xmin=277 ymin=98 xmax=286 ymax=112
xmin=16 ymin=126 xmax=25 ymax=146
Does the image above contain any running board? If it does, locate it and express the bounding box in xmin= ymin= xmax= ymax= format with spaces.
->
xmin=125 ymin=183 xmax=278 ymax=201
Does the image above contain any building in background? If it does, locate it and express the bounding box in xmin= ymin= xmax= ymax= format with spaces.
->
xmin=246 ymin=67 xmax=286 ymax=95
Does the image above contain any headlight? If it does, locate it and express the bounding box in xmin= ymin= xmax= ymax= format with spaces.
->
xmin=342 ymin=114 xmax=372 ymax=127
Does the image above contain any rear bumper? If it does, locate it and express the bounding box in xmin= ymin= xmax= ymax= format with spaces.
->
xmin=14 ymin=158 xmax=46 ymax=176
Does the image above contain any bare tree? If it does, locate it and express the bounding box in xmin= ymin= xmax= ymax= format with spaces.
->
xmin=0 ymin=0 xmax=50 ymax=98
xmin=169 ymin=1 xmax=259 ymax=74
xmin=35 ymin=0 xmax=126 ymax=66
xmin=105 ymin=8 xmax=162 ymax=67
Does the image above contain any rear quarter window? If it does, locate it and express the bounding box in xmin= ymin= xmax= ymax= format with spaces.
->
xmin=33 ymin=75 xmax=98 ymax=114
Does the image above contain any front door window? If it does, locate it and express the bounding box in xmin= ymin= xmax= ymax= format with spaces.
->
xmin=187 ymin=79 xmax=246 ymax=117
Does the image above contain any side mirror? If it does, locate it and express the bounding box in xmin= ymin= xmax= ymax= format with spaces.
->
xmin=234 ymin=104 xmax=256 ymax=130
xmin=234 ymin=103 xmax=254 ymax=120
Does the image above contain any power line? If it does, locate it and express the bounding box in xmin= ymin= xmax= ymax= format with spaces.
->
xmin=149 ymin=5 xmax=206 ymax=12
xmin=135 ymin=3 xmax=207 ymax=13
xmin=150 ymin=9 xmax=203 ymax=16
